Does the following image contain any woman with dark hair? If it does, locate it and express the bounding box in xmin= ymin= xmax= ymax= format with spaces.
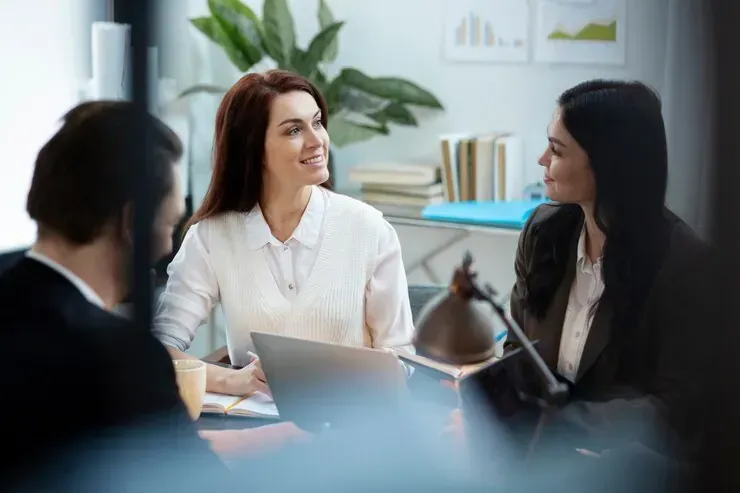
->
xmin=501 ymin=80 xmax=713 ymax=458
xmin=152 ymin=70 xmax=414 ymax=396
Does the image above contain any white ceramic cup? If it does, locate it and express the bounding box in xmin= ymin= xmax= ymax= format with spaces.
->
xmin=173 ymin=359 xmax=207 ymax=420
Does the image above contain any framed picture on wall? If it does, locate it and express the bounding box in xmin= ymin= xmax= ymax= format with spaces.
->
xmin=534 ymin=0 xmax=627 ymax=65
xmin=442 ymin=0 xmax=530 ymax=63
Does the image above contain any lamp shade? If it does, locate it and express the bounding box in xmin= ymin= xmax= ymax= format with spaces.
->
xmin=413 ymin=254 xmax=496 ymax=365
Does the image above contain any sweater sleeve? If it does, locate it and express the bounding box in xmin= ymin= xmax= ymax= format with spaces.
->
xmin=152 ymin=223 xmax=220 ymax=351
xmin=364 ymin=218 xmax=415 ymax=354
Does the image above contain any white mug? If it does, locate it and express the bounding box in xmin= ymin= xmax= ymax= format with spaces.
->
xmin=173 ymin=359 xmax=206 ymax=420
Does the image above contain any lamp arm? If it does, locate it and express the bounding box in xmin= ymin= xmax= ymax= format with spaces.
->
xmin=475 ymin=285 xmax=569 ymax=405
xmin=445 ymin=251 xmax=568 ymax=404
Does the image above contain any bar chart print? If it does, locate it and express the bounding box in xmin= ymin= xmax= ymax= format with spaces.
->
xmin=444 ymin=0 xmax=529 ymax=62
xmin=454 ymin=13 xmax=509 ymax=48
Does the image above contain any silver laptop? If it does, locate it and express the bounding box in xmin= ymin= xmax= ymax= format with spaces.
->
xmin=250 ymin=332 xmax=409 ymax=431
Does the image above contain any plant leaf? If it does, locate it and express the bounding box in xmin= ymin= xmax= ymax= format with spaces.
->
xmin=190 ymin=16 xmax=254 ymax=72
xmin=340 ymin=68 xmax=444 ymax=108
xmin=286 ymin=46 xmax=306 ymax=73
xmin=328 ymin=116 xmax=388 ymax=147
xmin=317 ymin=0 xmax=339 ymax=62
xmin=310 ymin=69 xmax=330 ymax=99
xmin=177 ymin=84 xmax=229 ymax=99
xmin=298 ymin=21 xmax=344 ymax=76
xmin=369 ymin=102 xmax=418 ymax=126
xmin=324 ymin=75 xmax=344 ymax=115
xmin=208 ymin=0 xmax=263 ymax=46
xmin=208 ymin=0 xmax=264 ymax=68
xmin=191 ymin=16 xmax=220 ymax=41
xmin=262 ymin=0 xmax=296 ymax=65
xmin=314 ymin=68 xmax=328 ymax=86
xmin=339 ymin=86 xmax=387 ymax=114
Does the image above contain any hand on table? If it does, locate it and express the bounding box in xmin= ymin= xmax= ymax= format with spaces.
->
xmin=223 ymin=357 xmax=271 ymax=397
xmin=440 ymin=379 xmax=459 ymax=392
xmin=440 ymin=408 xmax=466 ymax=450
xmin=437 ymin=379 xmax=466 ymax=449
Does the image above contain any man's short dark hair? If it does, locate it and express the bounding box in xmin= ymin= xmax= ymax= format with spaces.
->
xmin=26 ymin=101 xmax=183 ymax=245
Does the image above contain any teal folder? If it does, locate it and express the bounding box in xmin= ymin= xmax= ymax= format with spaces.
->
xmin=421 ymin=200 xmax=548 ymax=230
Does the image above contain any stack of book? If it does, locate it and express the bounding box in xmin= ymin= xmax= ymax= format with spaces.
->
xmin=439 ymin=132 xmax=525 ymax=203
xmin=348 ymin=162 xmax=443 ymax=218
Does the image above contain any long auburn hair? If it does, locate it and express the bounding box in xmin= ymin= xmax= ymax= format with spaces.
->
xmin=522 ymin=80 xmax=672 ymax=332
xmin=185 ymin=70 xmax=331 ymax=232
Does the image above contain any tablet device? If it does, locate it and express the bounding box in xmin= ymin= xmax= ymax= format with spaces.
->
xmin=458 ymin=342 xmax=547 ymax=466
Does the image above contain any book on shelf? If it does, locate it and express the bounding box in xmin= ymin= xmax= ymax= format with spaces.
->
xmin=348 ymin=162 xmax=440 ymax=187
xmin=361 ymin=190 xmax=444 ymax=207
xmin=363 ymin=202 xmax=425 ymax=219
xmin=361 ymin=182 xmax=445 ymax=198
xmin=347 ymin=161 xmax=446 ymax=217
xmin=202 ymin=391 xmax=279 ymax=419
xmin=439 ymin=133 xmax=524 ymax=203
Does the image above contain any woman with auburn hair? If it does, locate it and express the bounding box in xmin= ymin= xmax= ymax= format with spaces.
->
xmin=153 ymin=70 xmax=414 ymax=396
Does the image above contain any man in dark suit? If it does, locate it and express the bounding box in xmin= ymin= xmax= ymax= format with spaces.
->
xmin=0 ymin=102 xmax=224 ymax=490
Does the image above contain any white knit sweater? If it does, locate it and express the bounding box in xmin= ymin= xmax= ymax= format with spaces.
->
xmin=204 ymin=193 xmax=385 ymax=367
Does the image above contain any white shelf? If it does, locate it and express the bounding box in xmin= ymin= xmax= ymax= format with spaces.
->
xmin=386 ymin=216 xmax=520 ymax=284
xmin=386 ymin=215 xmax=522 ymax=237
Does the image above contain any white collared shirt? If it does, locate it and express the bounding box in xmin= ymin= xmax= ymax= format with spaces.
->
xmin=153 ymin=186 xmax=415 ymax=353
xmin=557 ymin=226 xmax=605 ymax=382
xmin=26 ymin=249 xmax=106 ymax=308
xmin=243 ymin=185 xmax=326 ymax=299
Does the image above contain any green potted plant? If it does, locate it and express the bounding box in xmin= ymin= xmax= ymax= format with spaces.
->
xmin=182 ymin=0 xmax=444 ymax=167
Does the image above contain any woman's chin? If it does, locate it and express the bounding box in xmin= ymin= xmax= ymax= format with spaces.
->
xmin=544 ymin=182 xmax=559 ymax=201
xmin=303 ymin=166 xmax=330 ymax=185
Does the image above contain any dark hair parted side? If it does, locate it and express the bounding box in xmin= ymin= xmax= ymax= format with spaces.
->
xmin=184 ymin=70 xmax=331 ymax=232
xmin=522 ymin=80 xmax=671 ymax=331
xmin=26 ymin=101 xmax=183 ymax=245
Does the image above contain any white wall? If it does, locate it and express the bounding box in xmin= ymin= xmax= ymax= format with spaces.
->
xmin=0 ymin=0 xmax=701 ymax=356
xmin=171 ymin=0 xmax=670 ymax=194
xmin=0 ymin=0 xmax=106 ymax=252
xmin=160 ymin=0 xmax=686 ymax=291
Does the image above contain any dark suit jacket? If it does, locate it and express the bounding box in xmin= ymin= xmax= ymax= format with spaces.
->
xmin=509 ymin=204 xmax=713 ymax=460
xmin=0 ymin=258 xmax=216 ymax=489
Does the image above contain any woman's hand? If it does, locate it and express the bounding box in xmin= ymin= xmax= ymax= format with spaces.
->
xmin=221 ymin=358 xmax=271 ymax=397
xmin=441 ymin=408 xmax=466 ymax=451
xmin=438 ymin=379 xmax=466 ymax=450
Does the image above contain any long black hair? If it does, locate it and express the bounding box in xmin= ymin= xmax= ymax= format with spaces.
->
xmin=522 ymin=80 xmax=671 ymax=331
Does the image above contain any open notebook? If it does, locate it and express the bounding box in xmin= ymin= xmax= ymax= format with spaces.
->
xmin=202 ymin=392 xmax=279 ymax=419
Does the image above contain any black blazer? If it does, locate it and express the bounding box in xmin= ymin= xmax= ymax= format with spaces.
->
xmin=509 ymin=204 xmax=714 ymax=457
xmin=0 ymin=257 xmax=212 ymax=487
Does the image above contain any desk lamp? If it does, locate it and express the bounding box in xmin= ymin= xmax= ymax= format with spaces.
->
xmin=413 ymin=252 xmax=568 ymax=404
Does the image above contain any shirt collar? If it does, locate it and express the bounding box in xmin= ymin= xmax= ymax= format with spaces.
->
xmin=244 ymin=186 xmax=325 ymax=250
xmin=26 ymin=250 xmax=107 ymax=308
xmin=576 ymin=225 xmax=602 ymax=273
